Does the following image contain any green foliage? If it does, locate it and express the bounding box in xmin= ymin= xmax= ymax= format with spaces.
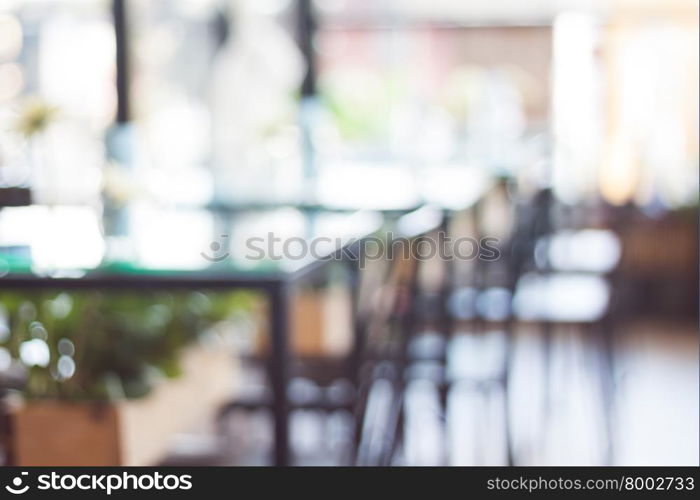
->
xmin=0 ymin=290 xmax=259 ymax=401
xmin=318 ymin=71 xmax=406 ymax=143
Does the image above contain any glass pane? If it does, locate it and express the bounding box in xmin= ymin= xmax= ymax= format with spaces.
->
xmin=0 ymin=0 xmax=114 ymax=204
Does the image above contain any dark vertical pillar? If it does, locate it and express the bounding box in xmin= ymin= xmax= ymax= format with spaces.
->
xmin=296 ymin=0 xmax=318 ymax=195
xmin=268 ymin=282 xmax=290 ymax=466
xmin=296 ymin=0 xmax=316 ymax=97
xmin=437 ymin=209 xmax=453 ymax=466
xmin=113 ymin=0 xmax=130 ymax=123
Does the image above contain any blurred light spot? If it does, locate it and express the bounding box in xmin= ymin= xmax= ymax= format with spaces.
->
xmin=314 ymin=0 xmax=346 ymax=13
xmin=20 ymin=338 xmax=50 ymax=367
xmin=50 ymin=293 xmax=73 ymax=319
xmin=251 ymin=0 xmax=292 ymax=15
xmin=187 ymin=292 xmax=212 ymax=315
xmin=513 ymin=273 xmax=609 ymax=322
xmin=28 ymin=207 xmax=106 ymax=270
xmin=29 ymin=321 xmax=47 ymax=340
xmin=547 ymin=230 xmax=621 ymax=272
xmin=397 ymin=206 xmax=443 ymax=237
xmin=57 ymin=355 xmax=76 ymax=379
xmin=0 ymin=347 xmax=11 ymax=371
xmin=18 ymin=301 xmax=36 ymax=322
xmin=0 ymin=63 xmax=23 ymax=101
xmin=476 ymin=287 xmax=512 ymax=321
xmin=0 ymin=313 xmax=9 ymax=342
xmin=317 ymin=164 xmax=419 ymax=210
xmin=0 ymin=14 xmax=22 ymax=60
xmin=448 ymin=287 xmax=478 ymax=320
xmin=58 ymin=338 xmax=75 ymax=357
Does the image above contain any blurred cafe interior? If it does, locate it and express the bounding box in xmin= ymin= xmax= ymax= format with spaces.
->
xmin=0 ymin=0 xmax=697 ymax=466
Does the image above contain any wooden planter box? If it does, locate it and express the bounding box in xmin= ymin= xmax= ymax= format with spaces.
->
xmin=254 ymin=285 xmax=353 ymax=358
xmin=291 ymin=286 xmax=352 ymax=357
xmin=9 ymin=342 xmax=238 ymax=466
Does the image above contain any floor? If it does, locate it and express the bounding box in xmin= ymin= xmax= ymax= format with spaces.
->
xmin=162 ymin=320 xmax=699 ymax=466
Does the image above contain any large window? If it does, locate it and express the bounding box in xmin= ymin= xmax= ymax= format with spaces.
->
xmin=0 ymin=0 xmax=114 ymax=204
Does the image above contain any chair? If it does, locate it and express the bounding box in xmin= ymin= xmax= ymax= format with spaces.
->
xmin=352 ymin=207 xmax=443 ymax=465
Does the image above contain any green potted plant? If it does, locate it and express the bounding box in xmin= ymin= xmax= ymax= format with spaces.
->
xmin=0 ymin=289 xmax=258 ymax=465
